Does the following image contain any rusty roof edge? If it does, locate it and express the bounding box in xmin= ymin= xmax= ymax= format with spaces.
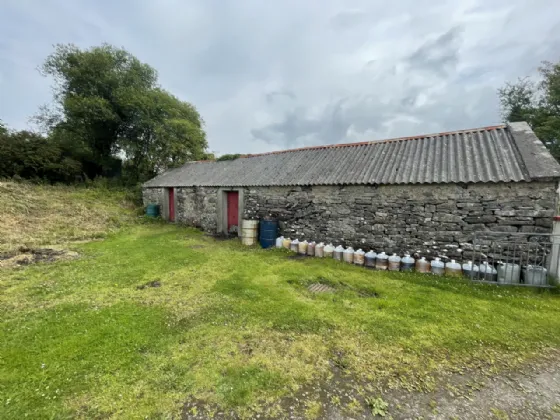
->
xmin=507 ymin=122 xmax=560 ymax=180
xmin=238 ymin=124 xmax=507 ymax=159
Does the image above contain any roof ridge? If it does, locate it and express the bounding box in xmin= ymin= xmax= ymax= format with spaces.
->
xmin=237 ymin=124 xmax=506 ymax=159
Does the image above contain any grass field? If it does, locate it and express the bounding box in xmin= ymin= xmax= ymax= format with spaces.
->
xmin=1 ymin=223 xmax=559 ymax=419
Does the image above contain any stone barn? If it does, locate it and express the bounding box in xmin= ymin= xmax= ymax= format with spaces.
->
xmin=142 ymin=122 xmax=560 ymax=255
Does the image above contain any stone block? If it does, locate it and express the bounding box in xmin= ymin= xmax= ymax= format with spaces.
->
xmin=535 ymin=218 xmax=553 ymax=228
xmin=464 ymin=215 xmax=497 ymax=224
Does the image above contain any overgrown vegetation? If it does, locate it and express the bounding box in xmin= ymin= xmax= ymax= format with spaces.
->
xmin=499 ymin=59 xmax=560 ymax=160
xmin=1 ymin=223 xmax=559 ymax=418
xmin=0 ymin=181 xmax=136 ymax=252
xmin=216 ymin=153 xmax=242 ymax=161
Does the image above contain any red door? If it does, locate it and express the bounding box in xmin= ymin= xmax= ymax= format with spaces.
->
xmin=168 ymin=188 xmax=175 ymax=222
xmin=227 ymin=191 xmax=239 ymax=232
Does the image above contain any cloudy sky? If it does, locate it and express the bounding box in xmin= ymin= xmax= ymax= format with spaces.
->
xmin=1 ymin=0 xmax=559 ymax=154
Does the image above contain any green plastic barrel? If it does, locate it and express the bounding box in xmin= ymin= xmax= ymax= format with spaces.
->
xmin=146 ymin=203 xmax=160 ymax=217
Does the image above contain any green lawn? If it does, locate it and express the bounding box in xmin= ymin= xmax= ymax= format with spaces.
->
xmin=1 ymin=224 xmax=559 ymax=418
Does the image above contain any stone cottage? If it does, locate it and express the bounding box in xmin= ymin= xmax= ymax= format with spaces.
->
xmin=142 ymin=122 xmax=560 ymax=254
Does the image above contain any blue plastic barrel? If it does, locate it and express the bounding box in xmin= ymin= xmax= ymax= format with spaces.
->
xmin=146 ymin=203 xmax=160 ymax=217
xmin=259 ymin=219 xmax=278 ymax=249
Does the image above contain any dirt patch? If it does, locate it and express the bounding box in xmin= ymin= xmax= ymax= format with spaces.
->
xmin=0 ymin=247 xmax=79 ymax=268
xmin=182 ymin=355 xmax=560 ymax=419
xmin=136 ymin=280 xmax=162 ymax=290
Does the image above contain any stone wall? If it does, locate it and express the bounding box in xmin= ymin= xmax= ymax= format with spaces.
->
xmin=175 ymin=187 xmax=218 ymax=232
xmin=142 ymin=187 xmax=164 ymax=207
xmin=143 ymin=186 xmax=218 ymax=231
xmin=242 ymin=182 xmax=558 ymax=256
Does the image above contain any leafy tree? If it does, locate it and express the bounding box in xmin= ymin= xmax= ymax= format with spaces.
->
xmin=0 ymin=125 xmax=82 ymax=182
xmin=38 ymin=44 xmax=208 ymax=182
xmin=499 ymin=60 xmax=560 ymax=160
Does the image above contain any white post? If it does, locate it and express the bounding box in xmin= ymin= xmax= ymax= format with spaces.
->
xmin=550 ymin=216 xmax=560 ymax=284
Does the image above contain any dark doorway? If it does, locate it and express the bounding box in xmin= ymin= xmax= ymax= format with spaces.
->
xmin=167 ymin=188 xmax=175 ymax=222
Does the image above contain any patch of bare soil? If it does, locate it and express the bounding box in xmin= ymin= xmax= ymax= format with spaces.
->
xmin=182 ymin=354 xmax=560 ymax=419
xmin=0 ymin=246 xmax=79 ymax=268
xmin=136 ymin=280 xmax=162 ymax=290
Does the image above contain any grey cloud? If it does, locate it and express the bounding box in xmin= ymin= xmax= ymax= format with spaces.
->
xmin=406 ymin=26 xmax=463 ymax=76
xmin=265 ymin=90 xmax=296 ymax=104
xmin=1 ymin=0 xmax=560 ymax=154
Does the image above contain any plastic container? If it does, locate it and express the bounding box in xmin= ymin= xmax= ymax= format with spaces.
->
xmin=416 ymin=257 xmax=430 ymax=273
xmin=298 ymin=240 xmax=308 ymax=255
xmin=315 ymin=242 xmax=325 ymax=258
xmin=445 ymin=260 xmax=462 ymax=277
xmin=376 ymin=252 xmax=389 ymax=270
xmin=307 ymin=241 xmax=316 ymax=256
xmin=276 ymin=236 xmax=284 ymax=248
xmin=523 ymin=265 xmax=548 ymax=285
xmin=343 ymin=247 xmax=355 ymax=263
xmin=462 ymin=261 xmax=478 ymax=279
xmin=324 ymin=243 xmax=334 ymax=259
xmin=241 ymin=220 xmax=259 ymax=246
xmin=333 ymin=245 xmax=344 ymax=261
xmin=497 ymin=263 xmax=521 ymax=284
xmin=479 ymin=262 xmax=497 ymax=282
xmin=290 ymin=239 xmax=299 ymax=253
xmin=282 ymin=237 xmax=291 ymax=249
xmin=354 ymin=249 xmax=365 ymax=266
xmin=388 ymin=253 xmax=401 ymax=271
xmin=401 ymin=254 xmax=415 ymax=272
xmin=146 ymin=203 xmax=160 ymax=217
xmin=365 ymin=250 xmax=377 ymax=268
xmin=431 ymin=257 xmax=445 ymax=275
xmin=259 ymin=219 xmax=278 ymax=249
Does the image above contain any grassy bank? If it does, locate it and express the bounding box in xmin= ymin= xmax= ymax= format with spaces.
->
xmin=0 ymin=181 xmax=136 ymax=252
xmin=1 ymin=224 xmax=559 ymax=418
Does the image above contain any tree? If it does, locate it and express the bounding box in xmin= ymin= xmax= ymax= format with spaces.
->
xmin=0 ymin=125 xmax=82 ymax=182
xmin=38 ymin=44 xmax=208 ymax=182
xmin=499 ymin=60 xmax=560 ymax=160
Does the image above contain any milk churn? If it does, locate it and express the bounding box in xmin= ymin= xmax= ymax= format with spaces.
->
xmin=388 ymin=253 xmax=401 ymax=271
xmin=333 ymin=245 xmax=344 ymax=261
xmin=315 ymin=242 xmax=325 ymax=258
xmin=343 ymin=247 xmax=355 ymax=263
xmin=354 ymin=249 xmax=365 ymax=266
xmin=462 ymin=261 xmax=478 ymax=279
xmin=376 ymin=252 xmax=389 ymax=270
xmin=401 ymin=254 xmax=415 ymax=272
xmin=324 ymin=243 xmax=335 ymax=258
xmin=415 ymin=257 xmax=430 ymax=273
xmin=365 ymin=250 xmax=377 ymax=268
xmin=307 ymin=241 xmax=316 ymax=256
xmin=431 ymin=257 xmax=445 ymax=275
xmin=445 ymin=260 xmax=462 ymax=277
xmin=290 ymin=238 xmax=299 ymax=252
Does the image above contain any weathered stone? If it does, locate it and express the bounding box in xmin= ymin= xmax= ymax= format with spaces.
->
xmin=464 ymin=215 xmax=497 ymax=224
xmin=536 ymin=218 xmax=553 ymax=228
xmin=494 ymin=210 xmax=516 ymax=217
xmin=143 ymin=181 xmax=557 ymax=255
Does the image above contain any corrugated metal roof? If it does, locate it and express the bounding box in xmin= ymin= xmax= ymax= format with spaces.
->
xmin=143 ymin=123 xmax=560 ymax=188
